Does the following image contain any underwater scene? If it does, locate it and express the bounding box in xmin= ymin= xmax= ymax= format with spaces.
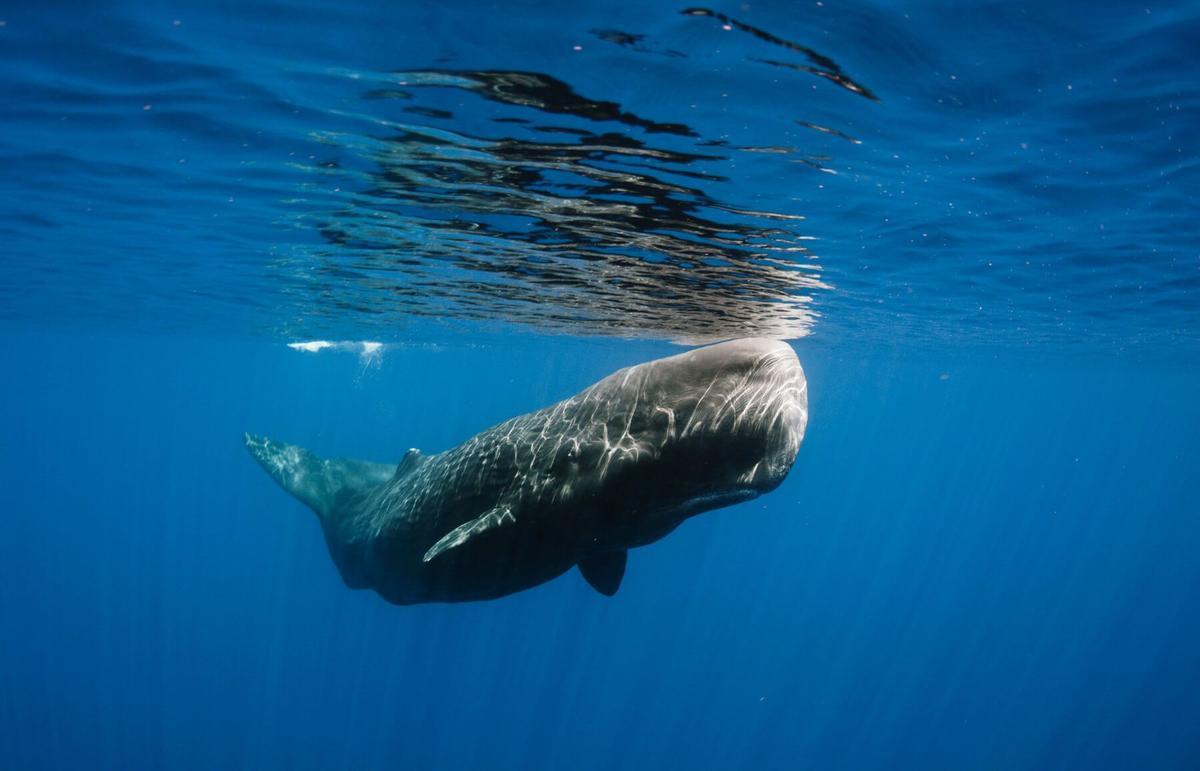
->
xmin=1 ymin=0 xmax=1198 ymax=769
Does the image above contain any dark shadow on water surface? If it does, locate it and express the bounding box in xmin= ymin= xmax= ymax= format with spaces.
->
xmin=283 ymin=10 xmax=876 ymax=341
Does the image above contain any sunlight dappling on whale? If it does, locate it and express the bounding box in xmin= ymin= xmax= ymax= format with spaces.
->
xmin=246 ymin=338 xmax=807 ymax=603
xmin=4 ymin=1 xmax=1200 ymax=768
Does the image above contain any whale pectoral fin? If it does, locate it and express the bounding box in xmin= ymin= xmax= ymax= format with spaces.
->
xmin=422 ymin=506 xmax=515 ymax=563
xmin=578 ymin=551 xmax=627 ymax=596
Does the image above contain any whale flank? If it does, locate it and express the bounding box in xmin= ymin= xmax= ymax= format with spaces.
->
xmin=246 ymin=338 xmax=807 ymax=605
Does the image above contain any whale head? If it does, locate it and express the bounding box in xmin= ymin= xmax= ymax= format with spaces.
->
xmin=575 ymin=337 xmax=808 ymax=548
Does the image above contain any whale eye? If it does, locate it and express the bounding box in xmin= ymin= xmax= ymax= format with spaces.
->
xmin=553 ymin=441 xmax=603 ymax=472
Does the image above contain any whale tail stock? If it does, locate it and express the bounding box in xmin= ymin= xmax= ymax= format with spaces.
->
xmin=243 ymin=433 xmax=394 ymax=519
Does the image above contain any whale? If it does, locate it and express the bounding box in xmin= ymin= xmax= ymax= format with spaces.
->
xmin=245 ymin=337 xmax=808 ymax=604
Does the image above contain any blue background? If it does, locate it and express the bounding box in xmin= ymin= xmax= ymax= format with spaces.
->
xmin=2 ymin=0 xmax=1199 ymax=768
xmin=2 ymin=332 xmax=1198 ymax=769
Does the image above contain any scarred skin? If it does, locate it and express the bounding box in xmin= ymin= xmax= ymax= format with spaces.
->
xmin=246 ymin=337 xmax=808 ymax=604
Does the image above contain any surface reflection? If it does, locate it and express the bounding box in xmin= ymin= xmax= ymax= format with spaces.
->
xmin=293 ymin=16 xmax=873 ymax=340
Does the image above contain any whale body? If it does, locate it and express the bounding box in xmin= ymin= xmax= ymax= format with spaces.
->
xmin=246 ymin=337 xmax=808 ymax=604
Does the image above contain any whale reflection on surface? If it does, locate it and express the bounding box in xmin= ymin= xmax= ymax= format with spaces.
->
xmin=290 ymin=57 xmax=867 ymax=341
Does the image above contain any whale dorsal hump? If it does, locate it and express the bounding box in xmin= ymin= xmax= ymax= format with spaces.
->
xmin=578 ymin=551 xmax=627 ymax=596
xmin=393 ymin=448 xmax=426 ymax=480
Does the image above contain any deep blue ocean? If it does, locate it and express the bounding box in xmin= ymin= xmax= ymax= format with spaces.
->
xmin=2 ymin=1 xmax=1199 ymax=769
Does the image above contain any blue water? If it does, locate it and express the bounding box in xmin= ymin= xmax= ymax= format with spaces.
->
xmin=2 ymin=1 xmax=1199 ymax=769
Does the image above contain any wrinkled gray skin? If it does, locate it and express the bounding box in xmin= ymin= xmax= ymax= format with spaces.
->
xmin=246 ymin=338 xmax=808 ymax=604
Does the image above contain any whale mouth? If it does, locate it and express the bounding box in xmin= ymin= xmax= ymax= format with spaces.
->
xmin=680 ymin=487 xmax=758 ymax=516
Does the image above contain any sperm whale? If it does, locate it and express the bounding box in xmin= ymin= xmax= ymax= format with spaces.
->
xmin=246 ymin=337 xmax=808 ymax=603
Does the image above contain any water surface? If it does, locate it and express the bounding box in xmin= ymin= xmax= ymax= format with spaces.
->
xmin=1 ymin=1 xmax=1198 ymax=769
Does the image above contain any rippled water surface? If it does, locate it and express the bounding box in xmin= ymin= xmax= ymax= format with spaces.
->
xmin=2 ymin=1 xmax=1196 ymax=349
xmin=4 ymin=4 xmax=1200 ymax=771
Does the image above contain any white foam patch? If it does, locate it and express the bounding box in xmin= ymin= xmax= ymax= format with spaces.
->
xmin=287 ymin=340 xmax=387 ymax=367
xmin=288 ymin=340 xmax=335 ymax=352
xmin=358 ymin=341 xmax=383 ymax=368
